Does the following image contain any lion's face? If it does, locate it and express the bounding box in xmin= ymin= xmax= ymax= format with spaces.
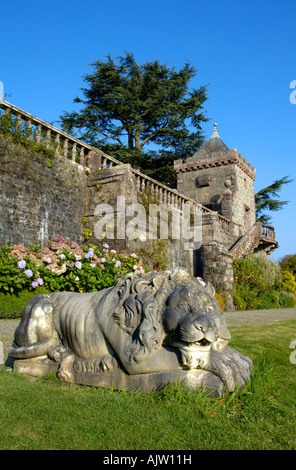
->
xmin=113 ymin=270 xmax=231 ymax=370
xmin=163 ymin=283 xmax=230 ymax=369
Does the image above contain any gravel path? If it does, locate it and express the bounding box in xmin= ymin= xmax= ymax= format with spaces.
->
xmin=224 ymin=308 xmax=296 ymax=327
xmin=0 ymin=319 xmax=20 ymax=366
xmin=1 ymin=309 xmax=296 ymax=365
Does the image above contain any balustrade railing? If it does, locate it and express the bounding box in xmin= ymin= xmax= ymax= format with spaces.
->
xmin=0 ymin=100 xmax=121 ymax=169
xmin=0 ymin=99 xmax=232 ymax=234
xmin=260 ymin=223 xmax=276 ymax=240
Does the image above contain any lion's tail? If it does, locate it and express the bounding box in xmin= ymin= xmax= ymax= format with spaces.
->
xmin=9 ymin=337 xmax=60 ymax=359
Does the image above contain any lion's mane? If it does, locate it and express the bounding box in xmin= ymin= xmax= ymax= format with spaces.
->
xmin=112 ymin=269 xmax=223 ymax=365
xmin=113 ymin=271 xmax=174 ymax=364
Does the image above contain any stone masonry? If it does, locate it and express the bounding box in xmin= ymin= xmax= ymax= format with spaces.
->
xmin=0 ymin=134 xmax=87 ymax=248
xmin=174 ymin=124 xmax=257 ymax=238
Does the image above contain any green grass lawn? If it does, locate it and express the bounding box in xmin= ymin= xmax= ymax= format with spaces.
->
xmin=1 ymin=319 xmax=296 ymax=450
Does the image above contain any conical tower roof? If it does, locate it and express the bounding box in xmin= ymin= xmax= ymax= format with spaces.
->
xmin=192 ymin=123 xmax=229 ymax=160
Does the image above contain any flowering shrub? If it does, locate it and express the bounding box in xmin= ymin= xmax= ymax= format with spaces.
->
xmin=233 ymin=255 xmax=295 ymax=310
xmin=0 ymin=237 xmax=147 ymax=294
xmin=281 ymin=270 xmax=296 ymax=296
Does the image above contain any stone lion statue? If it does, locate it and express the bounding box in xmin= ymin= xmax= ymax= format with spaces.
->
xmin=9 ymin=268 xmax=253 ymax=397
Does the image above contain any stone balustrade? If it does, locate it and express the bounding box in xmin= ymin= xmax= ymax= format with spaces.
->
xmin=135 ymin=168 xmax=198 ymax=209
xmin=260 ymin=223 xmax=276 ymax=240
xmin=229 ymin=222 xmax=278 ymax=258
xmin=0 ymin=100 xmax=121 ymax=169
xmin=0 ymin=99 xmax=232 ymax=235
xmin=134 ymin=169 xmax=232 ymax=232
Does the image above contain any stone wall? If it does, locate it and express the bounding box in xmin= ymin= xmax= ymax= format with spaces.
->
xmin=0 ymin=134 xmax=88 ymax=247
xmin=0 ymin=134 xmax=236 ymax=291
xmin=202 ymin=241 xmax=234 ymax=310
xmin=227 ymin=164 xmax=256 ymax=232
xmin=83 ymin=164 xmax=195 ymax=274
xmin=0 ymin=134 xmax=199 ymax=275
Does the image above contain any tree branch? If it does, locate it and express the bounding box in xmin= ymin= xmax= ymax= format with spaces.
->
xmin=139 ymin=119 xmax=169 ymax=148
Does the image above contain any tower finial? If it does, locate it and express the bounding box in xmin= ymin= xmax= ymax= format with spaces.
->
xmin=212 ymin=122 xmax=219 ymax=138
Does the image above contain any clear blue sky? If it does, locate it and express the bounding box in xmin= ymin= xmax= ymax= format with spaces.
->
xmin=1 ymin=0 xmax=295 ymax=261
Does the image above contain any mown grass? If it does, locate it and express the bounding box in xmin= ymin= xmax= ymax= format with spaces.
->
xmin=1 ymin=319 xmax=296 ymax=450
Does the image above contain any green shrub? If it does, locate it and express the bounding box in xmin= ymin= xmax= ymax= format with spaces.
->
xmin=279 ymin=291 xmax=296 ymax=308
xmin=0 ymin=287 xmax=51 ymax=319
xmin=281 ymin=270 xmax=296 ymax=296
xmin=233 ymin=255 xmax=294 ymax=311
xmin=233 ymin=258 xmax=264 ymax=310
xmin=233 ymin=258 xmax=264 ymax=295
xmin=0 ymin=245 xmax=42 ymax=294
xmin=0 ymin=237 xmax=148 ymax=318
xmin=232 ymin=292 xmax=247 ymax=311
xmin=257 ymin=289 xmax=280 ymax=310
xmin=233 ymin=286 xmax=261 ymax=311
xmin=280 ymin=253 xmax=296 ymax=276
xmin=248 ymin=253 xmax=282 ymax=290
xmin=0 ymin=237 xmax=147 ymax=295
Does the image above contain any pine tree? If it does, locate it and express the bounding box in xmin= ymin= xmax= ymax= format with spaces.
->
xmin=60 ymin=52 xmax=208 ymax=186
xmin=255 ymin=176 xmax=293 ymax=224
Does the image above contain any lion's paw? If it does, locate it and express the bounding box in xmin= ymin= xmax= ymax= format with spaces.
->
xmin=57 ymin=368 xmax=75 ymax=382
xmin=99 ymin=354 xmax=119 ymax=372
xmin=57 ymin=354 xmax=75 ymax=382
xmin=206 ymin=347 xmax=253 ymax=392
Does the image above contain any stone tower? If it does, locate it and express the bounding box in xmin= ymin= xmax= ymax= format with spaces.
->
xmin=174 ymin=123 xmax=278 ymax=308
xmin=174 ymin=123 xmax=257 ymax=238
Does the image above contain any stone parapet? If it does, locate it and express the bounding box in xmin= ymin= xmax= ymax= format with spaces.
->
xmin=174 ymin=149 xmax=256 ymax=180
